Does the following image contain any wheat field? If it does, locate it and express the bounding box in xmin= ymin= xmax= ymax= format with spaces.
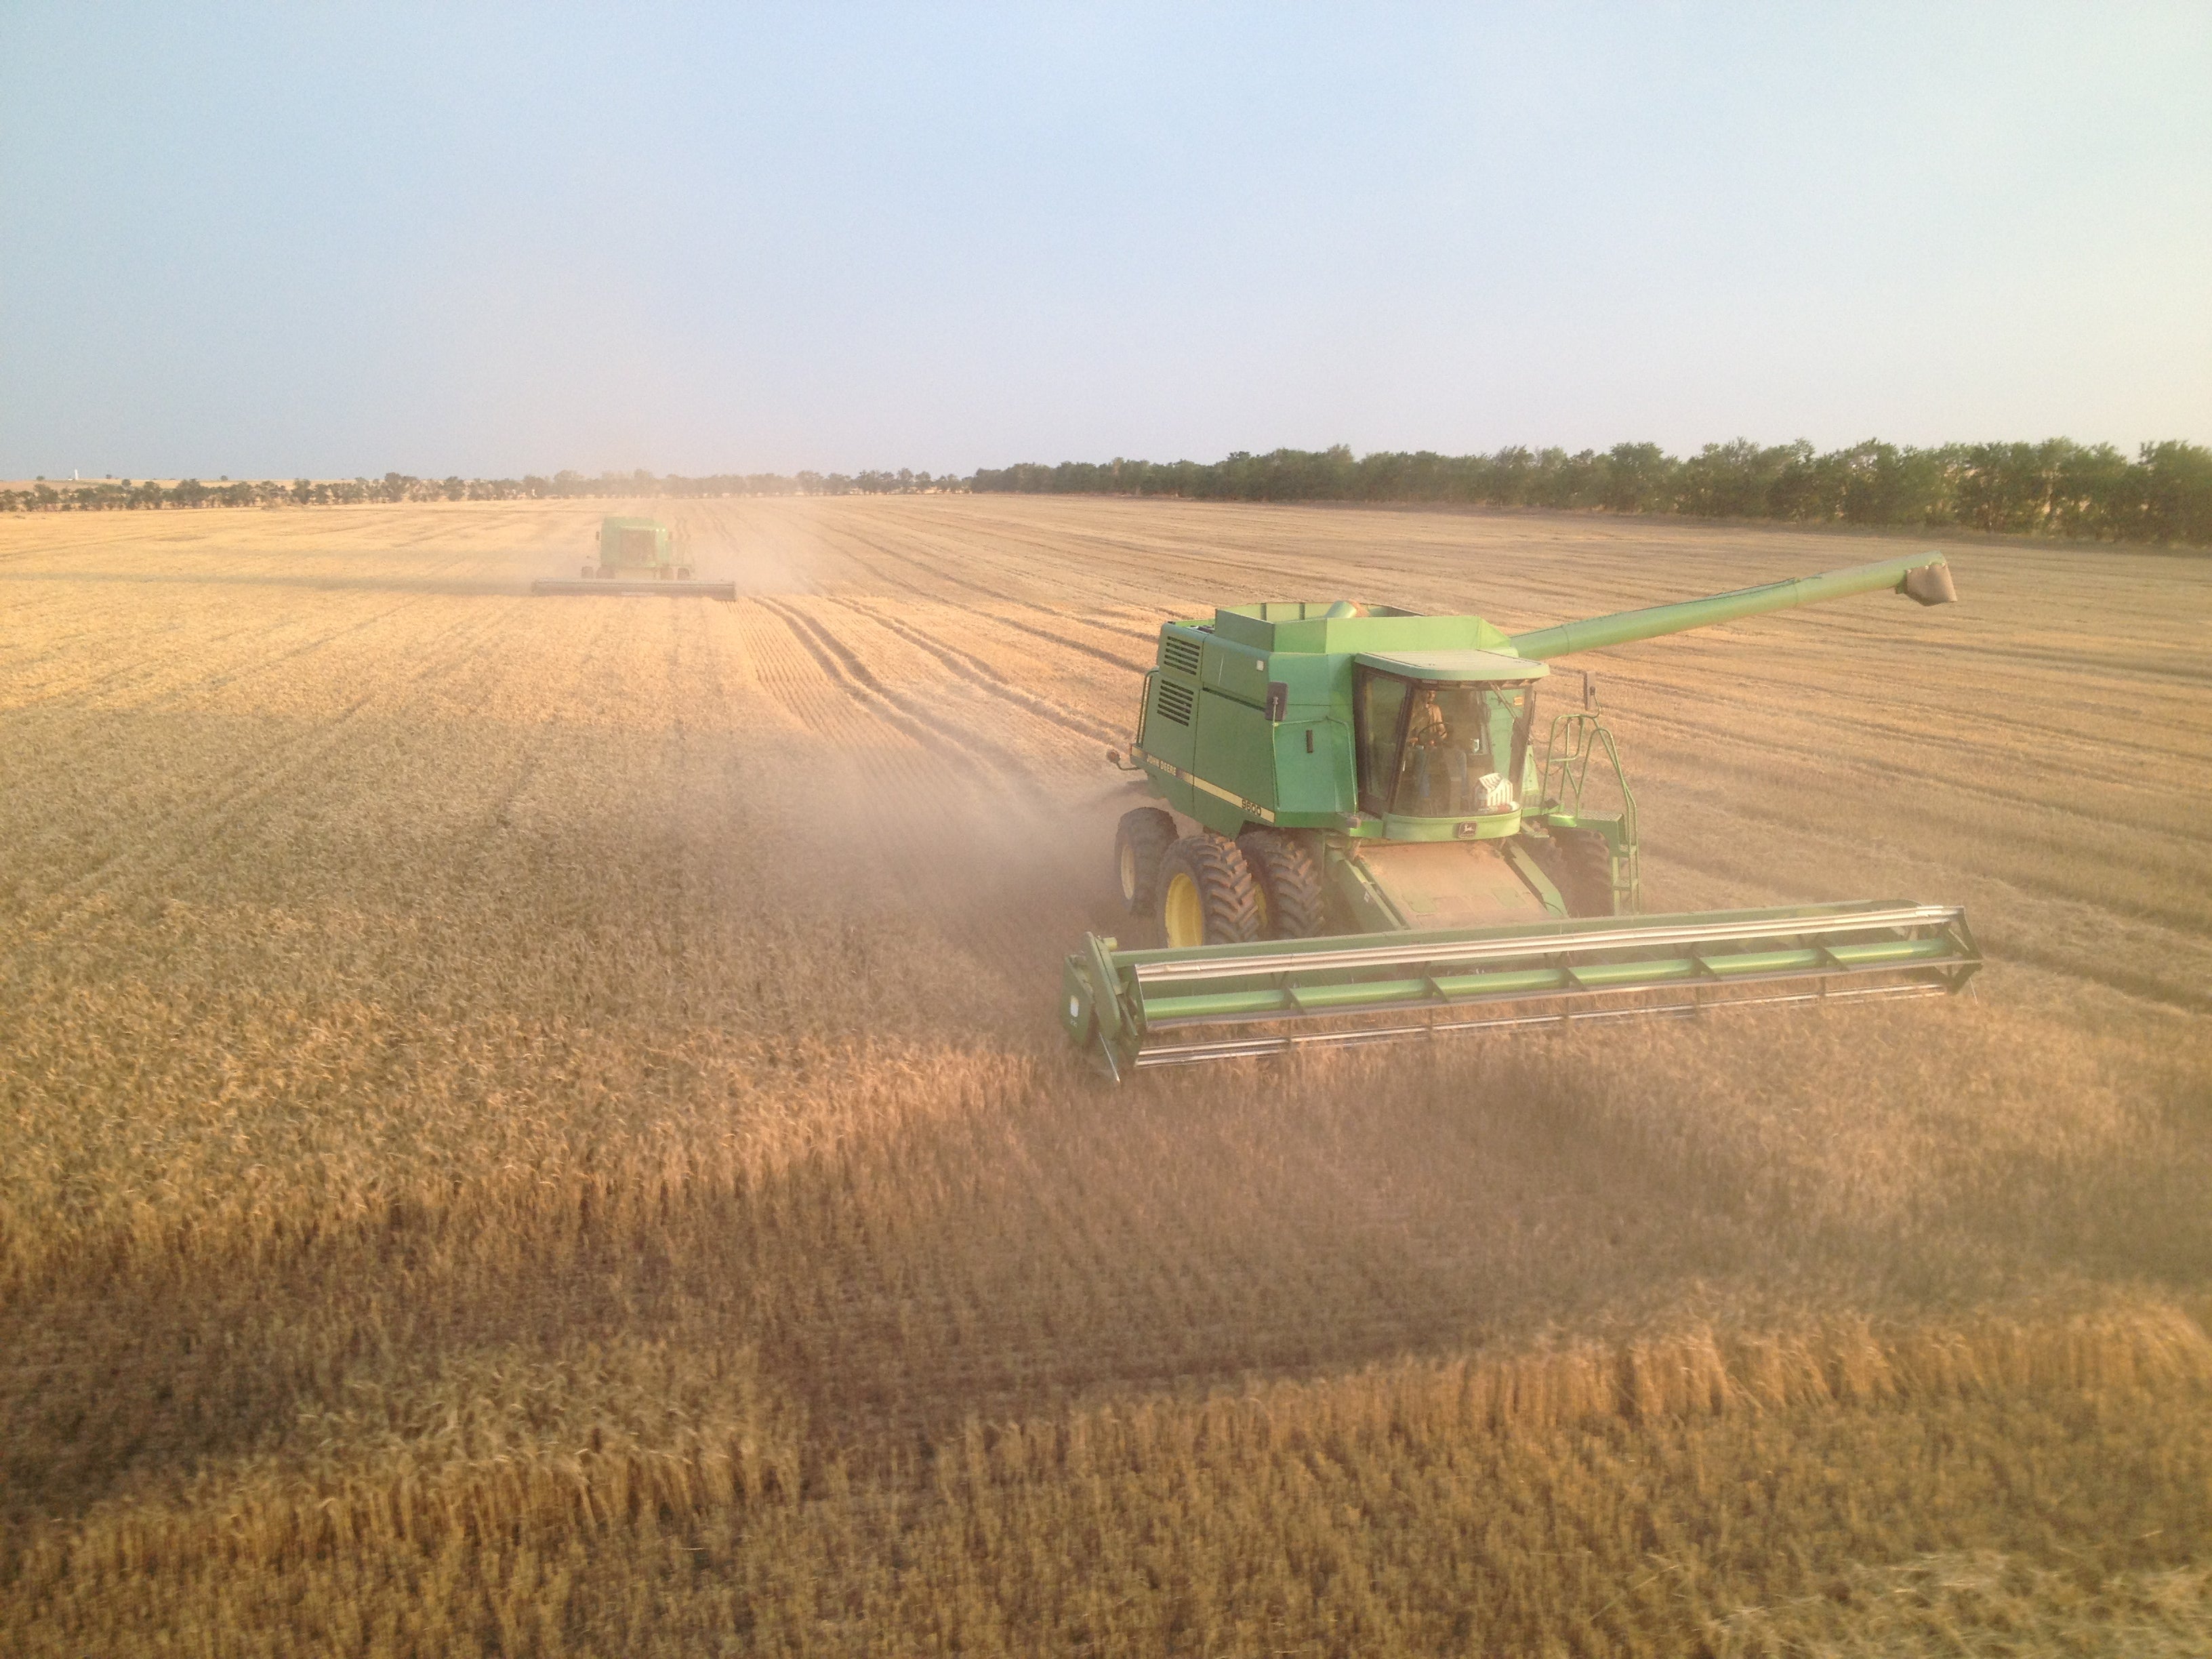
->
xmin=2 ymin=496 xmax=2208 ymax=1654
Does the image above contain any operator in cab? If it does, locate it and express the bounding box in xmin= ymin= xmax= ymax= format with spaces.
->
xmin=1408 ymin=685 xmax=1452 ymax=747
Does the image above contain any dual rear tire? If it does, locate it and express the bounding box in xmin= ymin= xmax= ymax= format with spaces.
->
xmin=1236 ymin=828 xmax=1326 ymax=941
xmin=1114 ymin=809 xmax=1325 ymax=947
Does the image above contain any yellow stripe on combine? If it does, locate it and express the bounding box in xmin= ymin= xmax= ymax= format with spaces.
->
xmin=1130 ymin=747 xmax=1277 ymax=825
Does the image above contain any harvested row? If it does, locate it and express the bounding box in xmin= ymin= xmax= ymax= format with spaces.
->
xmin=0 ymin=495 xmax=2205 ymax=1656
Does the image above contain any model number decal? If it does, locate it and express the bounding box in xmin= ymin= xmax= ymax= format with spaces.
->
xmin=1130 ymin=747 xmax=1276 ymax=824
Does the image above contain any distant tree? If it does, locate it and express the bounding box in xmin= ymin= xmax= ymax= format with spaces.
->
xmin=1601 ymin=443 xmax=1675 ymax=513
xmin=2050 ymin=443 xmax=2131 ymax=539
xmin=2138 ymin=440 xmax=2212 ymax=545
xmin=960 ymin=437 xmax=2208 ymax=546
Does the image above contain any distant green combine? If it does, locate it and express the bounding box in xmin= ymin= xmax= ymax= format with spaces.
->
xmin=530 ymin=516 xmax=735 ymax=599
xmin=587 ymin=517 xmax=687 ymax=580
xmin=1064 ymin=552 xmax=1979 ymax=1077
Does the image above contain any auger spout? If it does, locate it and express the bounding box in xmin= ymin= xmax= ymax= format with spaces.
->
xmin=1504 ymin=552 xmax=1954 ymax=661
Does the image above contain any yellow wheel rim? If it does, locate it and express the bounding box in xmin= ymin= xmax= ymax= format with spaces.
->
xmin=1118 ymin=840 xmax=1139 ymax=904
xmin=1252 ymin=877 xmax=1269 ymax=937
xmin=1163 ymin=871 xmax=1206 ymax=947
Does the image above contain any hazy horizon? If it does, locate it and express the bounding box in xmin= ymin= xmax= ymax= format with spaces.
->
xmin=3 ymin=2 xmax=2207 ymax=480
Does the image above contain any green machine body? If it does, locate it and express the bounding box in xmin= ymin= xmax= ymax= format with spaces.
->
xmin=1066 ymin=551 xmax=1976 ymax=1076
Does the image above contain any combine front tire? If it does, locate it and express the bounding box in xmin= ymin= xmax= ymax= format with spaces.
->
xmin=1551 ymin=827 xmax=1618 ymax=918
xmin=1237 ymin=829 xmax=1326 ymax=939
xmin=1114 ymin=808 xmax=1178 ymax=914
xmin=1155 ymin=834 xmax=1263 ymax=948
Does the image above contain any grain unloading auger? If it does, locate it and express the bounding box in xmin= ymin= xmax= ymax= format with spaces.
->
xmin=1063 ymin=552 xmax=1980 ymax=1078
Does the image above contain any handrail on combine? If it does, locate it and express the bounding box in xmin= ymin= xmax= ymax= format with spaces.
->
xmin=1538 ymin=689 xmax=1641 ymax=914
xmin=1539 ymin=709 xmax=1635 ymax=835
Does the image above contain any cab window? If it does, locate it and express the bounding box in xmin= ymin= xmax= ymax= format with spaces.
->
xmin=1355 ymin=668 xmax=1536 ymax=819
xmin=1353 ymin=670 xmax=1410 ymax=816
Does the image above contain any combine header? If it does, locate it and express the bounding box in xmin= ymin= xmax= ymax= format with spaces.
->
xmin=1063 ymin=552 xmax=1980 ymax=1077
xmin=531 ymin=516 xmax=735 ymax=599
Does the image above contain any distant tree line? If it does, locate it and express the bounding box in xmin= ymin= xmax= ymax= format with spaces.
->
xmin=13 ymin=440 xmax=2208 ymax=546
xmin=0 ymin=467 xmax=965 ymax=513
xmin=974 ymin=438 xmax=2212 ymax=547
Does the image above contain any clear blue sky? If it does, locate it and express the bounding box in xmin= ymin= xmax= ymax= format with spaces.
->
xmin=3 ymin=3 xmax=2207 ymax=479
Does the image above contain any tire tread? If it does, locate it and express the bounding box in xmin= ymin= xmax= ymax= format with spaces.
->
xmin=1114 ymin=808 xmax=1179 ymax=914
xmin=1156 ymin=834 xmax=1263 ymax=945
xmin=1237 ymin=828 xmax=1328 ymax=939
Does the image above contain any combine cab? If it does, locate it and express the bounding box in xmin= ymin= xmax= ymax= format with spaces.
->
xmin=1064 ymin=552 xmax=1980 ymax=1077
xmin=530 ymin=516 xmax=735 ymax=598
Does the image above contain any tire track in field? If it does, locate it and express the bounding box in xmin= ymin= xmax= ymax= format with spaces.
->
xmin=1883 ymin=634 xmax=2212 ymax=689
xmin=1984 ymin=937 xmax=2212 ymax=1015
xmin=2 ymin=557 xmax=490 ymax=716
xmin=1620 ymin=699 xmax=2212 ymax=855
xmin=735 ymin=598 xmax=902 ymax=743
xmin=834 ymin=599 xmax=1126 ymax=745
xmin=926 ymin=516 xmax=1342 ymax=613
xmin=734 ymin=600 xmax=968 ymax=810
xmin=956 ymin=604 xmax=1155 ymax=674
xmin=842 ymin=510 xmax=1216 ymax=611
xmin=1614 ymin=690 xmax=2212 ymax=924
xmin=823 ymin=529 xmax=1159 ymax=672
xmin=815 ymin=527 xmax=1158 ymax=670
xmin=1608 ymin=656 xmax=2207 ymax=771
xmin=3 ymin=598 xmax=512 ymax=951
xmin=1645 ymin=761 xmax=2212 ymax=937
xmin=10 ymin=597 xmax=508 ymax=937
xmin=3 ymin=602 xmax=329 ymax=715
xmin=751 ymin=598 xmax=1050 ymax=800
xmin=739 ymin=594 xmax=1072 ymax=983
xmin=1649 ymin=825 xmax=2212 ymax=1016
xmin=837 ymin=529 xmax=1195 ymax=664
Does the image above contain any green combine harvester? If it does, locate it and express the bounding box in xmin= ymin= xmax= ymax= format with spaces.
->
xmin=1063 ymin=551 xmax=1980 ymax=1078
xmin=530 ymin=516 xmax=736 ymax=599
